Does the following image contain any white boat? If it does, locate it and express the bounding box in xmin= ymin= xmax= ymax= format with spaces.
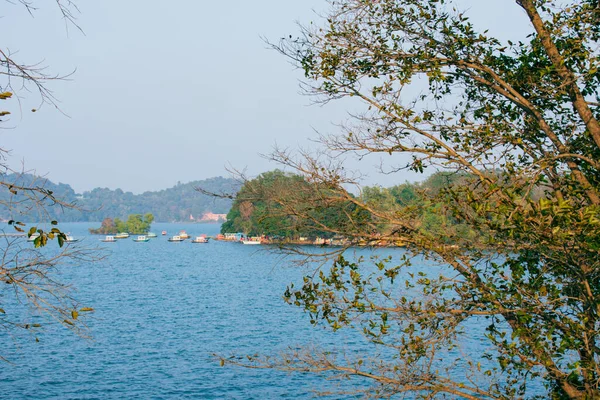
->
xmin=191 ymin=236 xmax=209 ymax=243
xmin=101 ymin=235 xmax=116 ymax=243
xmin=242 ymin=239 xmax=261 ymax=245
xmin=65 ymin=235 xmax=79 ymax=243
xmin=115 ymin=232 xmax=129 ymax=239
xmin=178 ymin=231 xmax=190 ymax=240
xmin=133 ymin=235 xmax=150 ymax=242
xmin=147 ymin=232 xmax=157 ymax=238
xmin=168 ymin=235 xmax=184 ymax=242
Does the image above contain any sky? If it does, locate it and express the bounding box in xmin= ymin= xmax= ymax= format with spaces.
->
xmin=0 ymin=1 xmax=531 ymax=194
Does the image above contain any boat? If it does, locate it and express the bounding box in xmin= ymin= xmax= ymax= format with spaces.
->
xmin=191 ymin=236 xmax=209 ymax=243
xmin=242 ymin=239 xmax=261 ymax=245
xmin=147 ymin=232 xmax=157 ymax=238
xmin=221 ymin=232 xmax=244 ymax=241
xmin=133 ymin=235 xmax=150 ymax=242
xmin=101 ymin=235 xmax=117 ymax=243
xmin=115 ymin=232 xmax=129 ymax=239
xmin=65 ymin=235 xmax=79 ymax=243
xmin=168 ymin=235 xmax=184 ymax=242
xmin=162 ymin=231 xmax=167 ymax=236
xmin=178 ymin=230 xmax=190 ymax=240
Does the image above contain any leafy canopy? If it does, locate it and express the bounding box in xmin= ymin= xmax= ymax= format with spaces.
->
xmin=228 ymin=0 xmax=600 ymax=399
xmin=222 ymin=170 xmax=370 ymax=239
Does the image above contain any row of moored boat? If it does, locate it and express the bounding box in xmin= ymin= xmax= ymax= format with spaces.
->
xmin=101 ymin=231 xmax=209 ymax=243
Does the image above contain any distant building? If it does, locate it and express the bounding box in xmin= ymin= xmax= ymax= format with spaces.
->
xmin=200 ymin=212 xmax=227 ymax=222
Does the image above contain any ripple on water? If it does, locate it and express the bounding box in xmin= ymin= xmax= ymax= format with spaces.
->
xmin=1 ymin=222 xmax=520 ymax=398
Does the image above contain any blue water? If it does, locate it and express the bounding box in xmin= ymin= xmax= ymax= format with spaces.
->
xmin=1 ymin=223 xmax=376 ymax=399
xmin=0 ymin=223 xmax=543 ymax=398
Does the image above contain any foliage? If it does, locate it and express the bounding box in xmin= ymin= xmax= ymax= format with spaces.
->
xmin=0 ymin=174 xmax=240 ymax=222
xmin=78 ymin=177 xmax=238 ymax=223
xmin=118 ymin=213 xmax=154 ymax=234
xmin=222 ymin=0 xmax=600 ymax=398
xmin=88 ymin=218 xmax=116 ymax=235
xmin=362 ymin=172 xmax=479 ymax=244
xmin=222 ymin=170 xmax=370 ymax=238
xmin=89 ymin=214 xmax=154 ymax=235
xmin=0 ymin=0 xmax=99 ymax=350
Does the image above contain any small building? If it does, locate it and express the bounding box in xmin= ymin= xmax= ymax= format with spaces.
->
xmin=223 ymin=232 xmax=244 ymax=241
xmin=200 ymin=212 xmax=227 ymax=222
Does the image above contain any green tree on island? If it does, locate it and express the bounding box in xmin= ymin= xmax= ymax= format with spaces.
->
xmin=221 ymin=170 xmax=370 ymax=239
xmin=116 ymin=213 xmax=154 ymax=234
xmin=90 ymin=213 xmax=154 ymax=235
xmin=361 ymin=172 xmax=479 ymax=244
xmin=221 ymin=0 xmax=600 ymax=398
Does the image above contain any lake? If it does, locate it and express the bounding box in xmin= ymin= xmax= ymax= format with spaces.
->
xmin=1 ymin=223 xmax=384 ymax=399
xmin=1 ymin=222 xmax=537 ymax=398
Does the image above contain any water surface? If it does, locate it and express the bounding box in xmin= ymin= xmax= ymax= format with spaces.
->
xmin=1 ymin=223 xmax=372 ymax=399
xmin=2 ymin=222 xmax=535 ymax=398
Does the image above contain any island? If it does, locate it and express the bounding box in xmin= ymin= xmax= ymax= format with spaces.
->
xmin=89 ymin=213 xmax=154 ymax=235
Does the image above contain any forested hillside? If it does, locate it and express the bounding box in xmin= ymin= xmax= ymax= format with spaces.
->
xmin=0 ymin=174 xmax=240 ymax=222
xmin=222 ymin=170 xmax=549 ymax=244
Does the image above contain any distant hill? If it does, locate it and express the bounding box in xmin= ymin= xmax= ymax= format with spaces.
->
xmin=0 ymin=174 xmax=240 ymax=222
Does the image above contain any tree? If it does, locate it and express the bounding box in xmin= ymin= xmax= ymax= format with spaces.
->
xmin=88 ymin=218 xmax=117 ymax=235
xmin=360 ymin=174 xmax=478 ymax=243
xmin=222 ymin=170 xmax=371 ymax=240
xmin=107 ymin=213 xmax=154 ymax=234
xmin=1 ymin=1 xmax=98 ymax=349
xmin=222 ymin=1 xmax=600 ymax=398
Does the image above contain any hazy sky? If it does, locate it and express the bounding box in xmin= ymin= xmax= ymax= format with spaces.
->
xmin=0 ymin=1 xmax=530 ymax=194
